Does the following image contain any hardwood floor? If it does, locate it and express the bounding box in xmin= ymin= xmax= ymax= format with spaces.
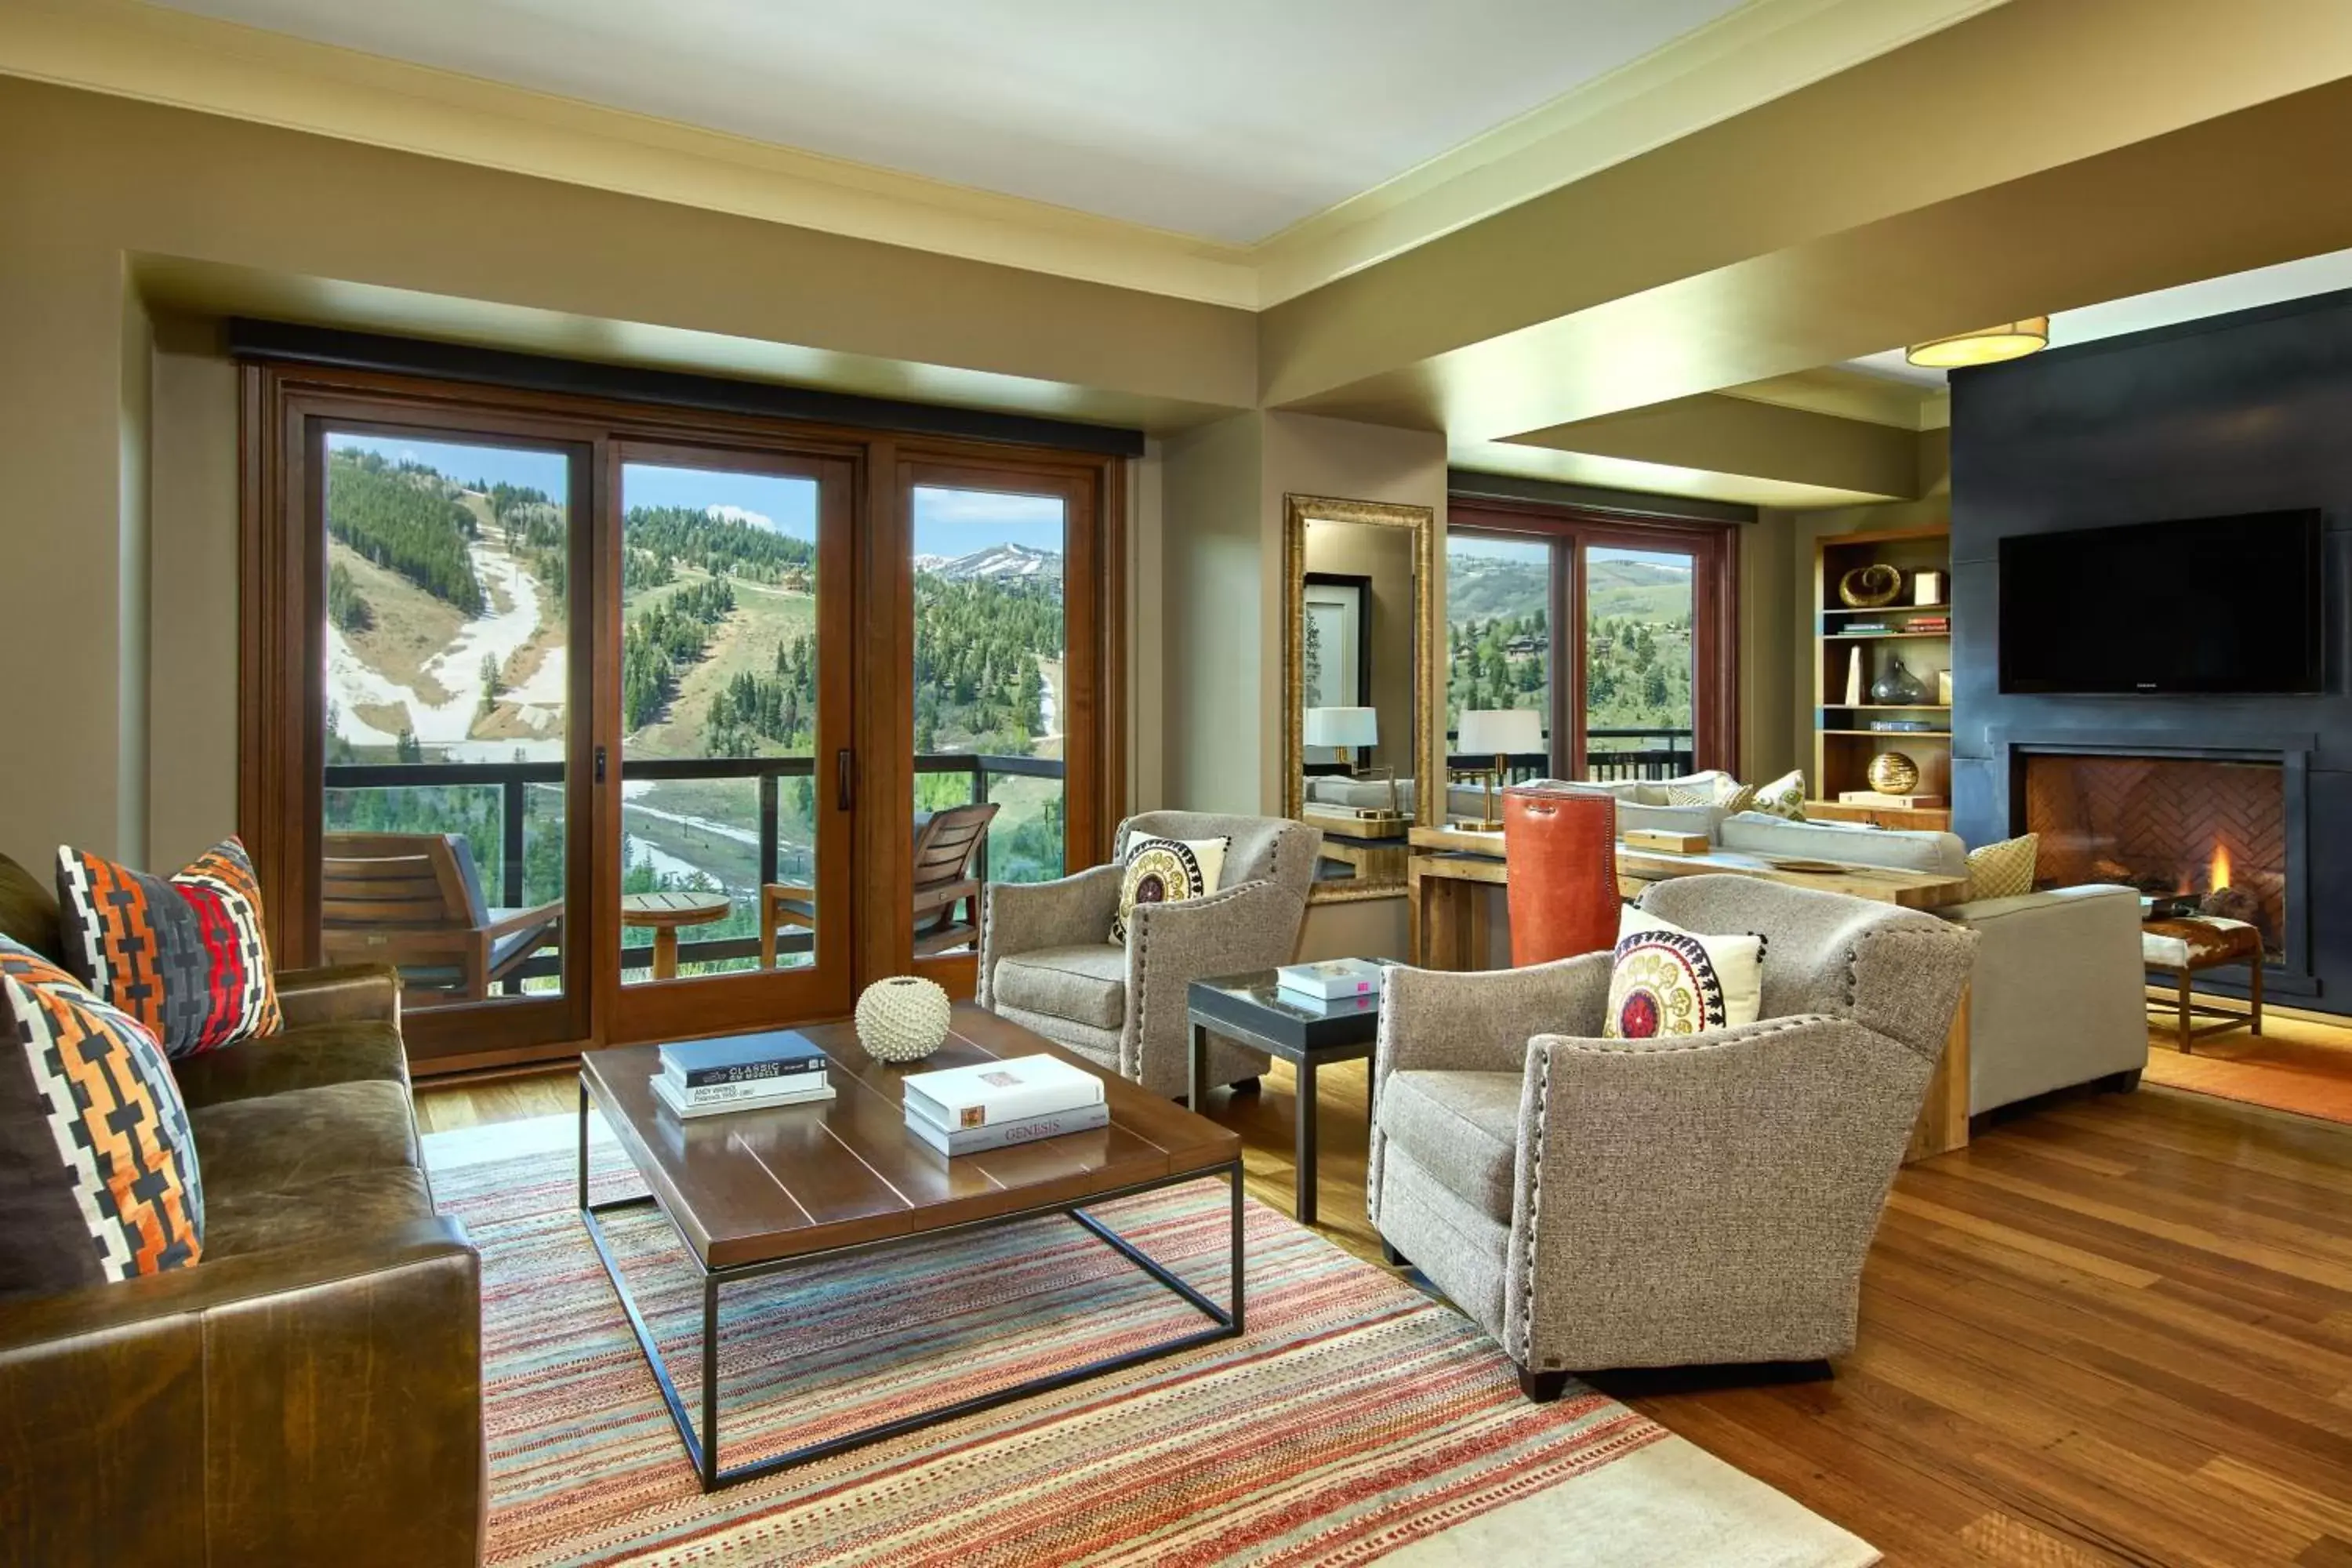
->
xmin=414 ymin=1033 xmax=2352 ymax=1567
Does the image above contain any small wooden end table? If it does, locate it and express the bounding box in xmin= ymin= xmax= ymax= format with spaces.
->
xmin=2143 ymin=916 xmax=2264 ymax=1051
xmin=1189 ymin=971 xmax=1382 ymax=1226
xmin=619 ymin=890 xmax=732 ymax=979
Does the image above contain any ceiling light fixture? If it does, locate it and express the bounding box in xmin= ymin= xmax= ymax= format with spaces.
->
xmin=1905 ymin=316 xmax=2050 ymax=368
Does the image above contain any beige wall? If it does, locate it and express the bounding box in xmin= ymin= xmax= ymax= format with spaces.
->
xmin=147 ymin=318 xmax=242 ymax=869
xmin=1156 ymin=411 xmax=1445 ymax=960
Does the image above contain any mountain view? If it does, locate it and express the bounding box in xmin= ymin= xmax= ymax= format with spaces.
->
xmin=321 ymin=437 xmax=1068 ymax=983
xmin=1445 ymin=539 xmax=1696 ymax=752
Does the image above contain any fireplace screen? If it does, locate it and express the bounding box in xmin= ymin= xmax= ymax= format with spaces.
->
xmin=2022 ymin=753 xmax=2285 ymax=958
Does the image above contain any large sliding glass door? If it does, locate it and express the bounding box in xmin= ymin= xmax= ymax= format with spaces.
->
xmin=251 ymin=364 xmax=1120 ymax=1073
xmin=900 ymin=459 xmax=1103 ymax=988
xmin=1580 ymin=544 xmax=1698 ymax=781
xmin=610 ymin=446 xmax=856 ymax=1042
xmin=307 ymin=416 xmax=597 ymax=1065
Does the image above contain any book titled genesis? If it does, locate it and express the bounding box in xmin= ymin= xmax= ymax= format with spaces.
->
xmin=899 ymin=1054 xmax=1102 ymax=1130
xmin=905 ymin=1100 xmax=1110 ymax=1156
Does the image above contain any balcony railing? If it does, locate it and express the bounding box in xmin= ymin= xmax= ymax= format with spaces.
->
xmin=1443 ymin=727 xmax=1694 ymax=786
xmin=322 ymin=751 xmax=1062 ymax=978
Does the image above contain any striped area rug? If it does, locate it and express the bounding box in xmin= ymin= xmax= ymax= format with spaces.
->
xmin=432 ymin=1124 xmax=1875 ymax=1566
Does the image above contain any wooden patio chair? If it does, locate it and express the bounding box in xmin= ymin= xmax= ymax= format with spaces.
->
xmin=760 ymin=800 xmax=1000 ymax=965
xmin=321 ymin=832 xmax=564 ymax=1004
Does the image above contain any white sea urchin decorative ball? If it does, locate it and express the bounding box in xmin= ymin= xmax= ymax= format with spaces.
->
xmin=855 ymin=975 xmax=952 ymax=1062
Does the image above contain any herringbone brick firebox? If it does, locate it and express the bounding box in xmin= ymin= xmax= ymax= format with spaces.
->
xmin=2024 ymin=753 xmax=2285 ymax=958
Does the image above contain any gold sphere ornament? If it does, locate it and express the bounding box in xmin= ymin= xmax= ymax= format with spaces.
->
xmin=1867 ymin=752 xmax=1921 ymax=794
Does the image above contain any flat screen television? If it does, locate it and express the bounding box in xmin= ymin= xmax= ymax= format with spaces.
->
xmin=1999 ymin=510 xmax=2325 ymax=695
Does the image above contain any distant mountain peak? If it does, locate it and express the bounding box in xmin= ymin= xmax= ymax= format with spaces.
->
xmin=921 ymin=542 xmax=1062 ymax=581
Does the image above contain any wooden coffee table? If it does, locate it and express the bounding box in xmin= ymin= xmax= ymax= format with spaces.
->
xmin=578 ymin=1005 xmax=1244 ymax=1491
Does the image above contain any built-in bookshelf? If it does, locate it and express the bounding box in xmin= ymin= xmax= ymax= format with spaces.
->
xmin=1811 ymin=525 xmax=1952 ymax=827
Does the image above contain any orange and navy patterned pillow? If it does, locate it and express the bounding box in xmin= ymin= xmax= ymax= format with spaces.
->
xmin=0 ymin=937 xmax=203 ymax=1298
xmin=56 ymin=836 xmax=281 ymax=1059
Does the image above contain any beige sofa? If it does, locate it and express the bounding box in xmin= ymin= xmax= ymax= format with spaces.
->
xmin=1679 ymin=808 xmax=2146 ymax=1116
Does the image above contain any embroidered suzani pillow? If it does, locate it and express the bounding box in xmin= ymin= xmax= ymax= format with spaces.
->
xmin=0 ymin=937 xmax=203 ymax=1298
xmin=56 ymin=836 xmax=281 ymax=1058
xmin=1111 ymin=835 xmax=1229 ymax=944
xmin=1602 ymin=908 xmax=1765 ymax=1040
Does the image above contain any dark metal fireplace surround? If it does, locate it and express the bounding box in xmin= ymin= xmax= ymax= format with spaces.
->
xmin=1987 ymin=730 xmax=2314 ymax=998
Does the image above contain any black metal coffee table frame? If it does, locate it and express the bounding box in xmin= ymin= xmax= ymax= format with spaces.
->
xmin=576 ymin=1080 xmax=1245 ymax=1493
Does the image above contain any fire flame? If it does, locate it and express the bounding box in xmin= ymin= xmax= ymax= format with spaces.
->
xmin=2209 ymin=841 xmax=2232 ymax=892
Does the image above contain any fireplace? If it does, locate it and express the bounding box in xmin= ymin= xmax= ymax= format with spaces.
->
xmin=2022 ymin=754 xmax=2285 ymax=958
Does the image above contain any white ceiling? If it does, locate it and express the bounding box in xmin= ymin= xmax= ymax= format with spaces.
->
xmin=147 ymin=0 xmax=1746 ymax=245
xmin=1845 ymin=246 xmax=2352 ymax=387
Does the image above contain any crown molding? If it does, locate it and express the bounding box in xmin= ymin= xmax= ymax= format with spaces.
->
xmin=2 ymin=0 xmax=2004 ymax=314
xmin=0 ymin=0 xmax=1260 ymax=306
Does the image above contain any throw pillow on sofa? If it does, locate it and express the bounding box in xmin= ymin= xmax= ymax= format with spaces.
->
xmin=1601 ymin=908 xmax=1765 ymax=1040
xmin=1965 ymin=832 xmax=2040 ymax=902
xmin=1110 ymin=835 xmax=1229 ymax=944
xmin=56 ymin=835 xmax=282 ymax=1058
xmin=0 ymin=936 xmax=204 ymax=1298
xmin=1666 ymin=774 xmax=1755 ymax=814
xmin=1749 ymin=770 xmax=1808 ymax=821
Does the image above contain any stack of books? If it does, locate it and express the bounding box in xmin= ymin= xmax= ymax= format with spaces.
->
xmin=1905 ymin=615 xmax=1951 ymax=633
xmin=652 ymin=1029 xmax=834 ymax=1119
xmin=902 ymin=1054 xmax=1106 ymax=1156
xmin=1276 ymin=957 xmax=1384 ymax=1005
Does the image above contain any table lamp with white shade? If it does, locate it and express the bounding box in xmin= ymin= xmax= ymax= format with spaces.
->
xmin=1455 ymin=707 xmax=1544 ymax=829
xmin=1303 ymin=706 xmax=1399 ymax=817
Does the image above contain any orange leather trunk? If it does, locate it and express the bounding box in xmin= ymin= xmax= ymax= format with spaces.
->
xmin=1501 ymin=786 xmax=1621 ymax=966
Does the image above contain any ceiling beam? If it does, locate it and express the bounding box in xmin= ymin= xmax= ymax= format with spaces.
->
xmin=1258 ymin=0 xmax=2352 ymax=439
xmin=1508 ymin=394 xmax=1921 ymax=499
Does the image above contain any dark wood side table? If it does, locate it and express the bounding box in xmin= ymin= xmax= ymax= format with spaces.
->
xmin=1189 ymin=971 xmax=1382 ymax=1226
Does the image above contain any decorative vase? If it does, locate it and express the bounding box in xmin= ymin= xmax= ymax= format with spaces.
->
xmin=1869 ymin=657 xmax=1928 ymax=704
xmin=1867 ymin=752 xmax=1921 ymax=794
xmin=855 ymin=975 xmax=952 ymax=1063
xmin=1838 ymin=563 xmax=1903 ymax=608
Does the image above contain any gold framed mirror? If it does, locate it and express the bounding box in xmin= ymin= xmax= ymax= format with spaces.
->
xmin=1281 ymin=494 xmax=1436 ymax=903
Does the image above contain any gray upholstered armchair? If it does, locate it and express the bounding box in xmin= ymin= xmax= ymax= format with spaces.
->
xmin=978 ymin=811 xmax=1321 ymax=1099
xmin=1368 ymin=874 xmax=1976 ymax=1400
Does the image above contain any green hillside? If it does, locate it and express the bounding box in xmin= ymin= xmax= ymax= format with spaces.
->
xmin=325 ymin=448 xmax=484 ymax=614
xmin=1445 ymin=552 xmax=1694 ymax=742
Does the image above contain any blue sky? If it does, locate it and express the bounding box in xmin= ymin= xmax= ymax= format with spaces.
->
xmin=325 ymin=434 xmax=1061 ymax=557
xmin=911 ymin=485 xmax=1063 ymax=558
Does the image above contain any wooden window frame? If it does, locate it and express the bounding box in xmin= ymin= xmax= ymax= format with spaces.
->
xmin=1446 ymin=495 xmax=1740 ymax=780
xmin=241 ymin=361 xmax=1126 ymax=1074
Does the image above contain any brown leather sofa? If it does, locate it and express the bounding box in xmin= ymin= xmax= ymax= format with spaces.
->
xmin=0 ymin=851 xmax=485 ymax=1567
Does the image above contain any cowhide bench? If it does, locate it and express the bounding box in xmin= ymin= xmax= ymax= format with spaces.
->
xmin=2141 ymin=915 xmax=2263 ymax=1052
